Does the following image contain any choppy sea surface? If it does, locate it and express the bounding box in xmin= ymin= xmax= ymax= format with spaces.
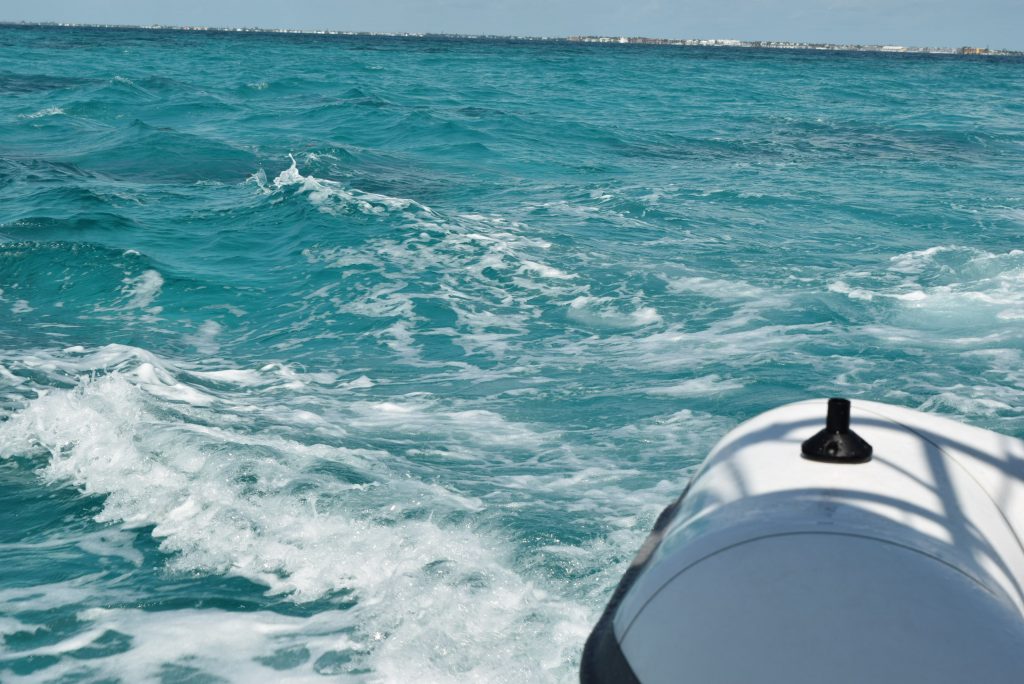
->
xmin=1 ymin=24 xmax=1023 ymax=681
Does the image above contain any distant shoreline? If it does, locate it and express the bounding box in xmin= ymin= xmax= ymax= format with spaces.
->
xmin=2 ymin=20 xmax=1021 ymax=57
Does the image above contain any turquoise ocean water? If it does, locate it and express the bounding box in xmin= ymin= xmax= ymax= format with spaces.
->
xmin=1 ymin=24 xmax=1023 ymax=681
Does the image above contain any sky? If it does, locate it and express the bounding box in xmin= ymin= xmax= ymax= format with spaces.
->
xmin=3 ymin=0 xmax=1022 ymax=51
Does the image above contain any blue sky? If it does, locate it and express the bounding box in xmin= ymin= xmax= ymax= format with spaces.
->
xmin=3 ymin=0 xmax=1022 ymax=50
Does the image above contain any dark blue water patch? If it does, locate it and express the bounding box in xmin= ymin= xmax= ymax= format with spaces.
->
xmin=61 ymin=120 xmax=258 ymax=183
xmin=1 ymin=212 xmax=143 ymax=236
xmin=0 ymin=71 xmax=93 ymax=94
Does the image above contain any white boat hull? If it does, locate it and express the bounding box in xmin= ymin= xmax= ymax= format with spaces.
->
xmin=582 ymin=398 xmax=1024 ymax=683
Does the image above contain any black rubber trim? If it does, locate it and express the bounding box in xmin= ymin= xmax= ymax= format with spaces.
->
xmin=580 ymin=485 xmax=690 ymax=684
xmin=580 ymin=606 xmax=640 ymax=684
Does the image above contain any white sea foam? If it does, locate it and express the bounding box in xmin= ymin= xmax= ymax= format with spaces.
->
xmin=2 ymin=605 xmax=361 ymax=683
xmin=499 ymin=407 xmax=727 ymax=520
xmin=644 ymin=374 xmax=745 ymax=397
xmin=298 ymin=188 xmax=597 ymax=365
xmin=0 ymin=577 xmax=110 ymax=620
xmin=919 ymin=391 xmax=1015 ymax=417
xmin=567 ymin=296 xmax=662 ymax=329
xmin=0 ymin=345 xmax=628 ymax=681
xmin=184 ymin=319 xmax=223 ymax=355
xmin=74 ymin=529 xmax=145 ymax=567
xmin=135 ymin=361 xmax=217 ymax=406
xmin=519 ymin=259 xmax=575 ymax=280
xmin=0 ymin=528 xmax=146 ymax=571
xmin=121 ymin=269 xmax=164 ymax=309
xmin=832 ymin=245 xmax=1024 ymax=323
xmin=19 ymin=106 xmax=64 ymax=119
xmin=0 ymin=364 xmax=25 ymax=386
xmin=828 ymin=280 xmax=876 ymax=301
xmin=270 ymin=155 xmax=418 ymax=215
xmin=612 ymin=408 xmax=731 ymax=463
xmin=665 ymin=274 xmax=765 ymax=300
xmin=187 ymin=367 xmax=269 ymax=386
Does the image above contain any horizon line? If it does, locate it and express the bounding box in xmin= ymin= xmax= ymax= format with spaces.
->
xmin=1 ymin=19 xmax=1020 ymax=56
